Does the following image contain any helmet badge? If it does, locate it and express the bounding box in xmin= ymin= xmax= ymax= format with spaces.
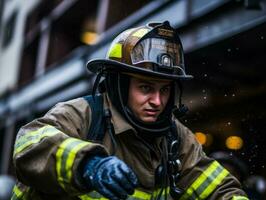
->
xmin=160 ymin=54 xmax=173 ymax=67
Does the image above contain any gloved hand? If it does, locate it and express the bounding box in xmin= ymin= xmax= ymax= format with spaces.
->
xmin=82 ymin=156 xmax=138 ymax=200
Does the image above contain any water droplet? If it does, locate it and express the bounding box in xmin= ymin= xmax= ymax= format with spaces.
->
xmin=227 ymin=48 xmax=231 ymax=52
xmin=204 ymin=74 xmax=208 ymax=77
xmin=261 ymin=36 xmax=264 ymax=40
xmin=224 ymin=94 xmax=227 ymax=97
xmin=227 ymin=122 xmax=231 ymax=126
xmin=202 ymin=89 xmax=206 ymax=93
xmin=203 ymin=96 xmax=207 ymax=100
xmin=232 ymin=94 xmax=235 ymax=97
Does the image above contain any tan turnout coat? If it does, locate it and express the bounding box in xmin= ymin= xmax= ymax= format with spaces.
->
xmin=12 ymin=93 xmax=248 ymax=200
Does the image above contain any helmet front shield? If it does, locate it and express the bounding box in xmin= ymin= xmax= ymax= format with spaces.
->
xmin=131 ymin=38 xmax=186 ymax=76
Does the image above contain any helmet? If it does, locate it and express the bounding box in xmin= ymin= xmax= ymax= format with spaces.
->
xmin=87 ymin=21 xmax=192 ymax=80
xmin=87 ymin=21 xmax=193 ymax=136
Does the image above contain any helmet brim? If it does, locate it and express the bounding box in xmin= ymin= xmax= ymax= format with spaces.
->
xmin=86 ymin=59 xmax=193 ymax=81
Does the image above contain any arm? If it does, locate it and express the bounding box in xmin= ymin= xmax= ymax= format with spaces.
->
xmin=175 ymin=120 xmax=248 ymax=200
xmin=13 ymin=98 xmax=108 ymax=195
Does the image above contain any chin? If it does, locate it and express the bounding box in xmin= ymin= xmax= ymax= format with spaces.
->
xmin=141 ymin=117 xmax=158 ymax=123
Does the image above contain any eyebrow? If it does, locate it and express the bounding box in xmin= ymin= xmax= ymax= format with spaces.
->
xmin=138 ymin=80 xmax=172 ymax=87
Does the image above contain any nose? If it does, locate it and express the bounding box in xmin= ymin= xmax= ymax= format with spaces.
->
xmin=149 ymin=91 xmax=162 ymax=107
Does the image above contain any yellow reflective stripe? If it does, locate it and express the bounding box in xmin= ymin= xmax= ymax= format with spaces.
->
xmin=11 ymin=184 xmax=30 ymax=200
xmin=232 ymin=196 xmax=249 ymax=200
xmin=132 ymin=28 xmax=149 ymax=38
xmin=180 ymin=161 xmax=220 ymax=200
xmin=12 ymin=185 xmax=23 ymax=199
xmin=79 ymin=188 xmax=170 ymax=200
xmin=14 ymin=125 xmax=62 ymax=156
xmin=79 ymin=190 xmax=108 ymax=200
xmin=180 ymin=161 xmax=229 ymax=200
xmin=107 ymin=43 xmax=122 ymax=58
xmin=199 ymin=167 xmax=229 ymax=199
xmin=56 ymin=138 xmax=90 ymax=190
xmin=152 ymin=187 xmax=170 ymax=199
xmin=79 ymin=189 xmax=153 ymax=200
xmin=132 ymin=189 xmax=151 ymax=199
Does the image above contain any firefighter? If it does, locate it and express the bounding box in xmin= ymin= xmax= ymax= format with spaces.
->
xmin=12 ymin=21 xmax=248 ymax=199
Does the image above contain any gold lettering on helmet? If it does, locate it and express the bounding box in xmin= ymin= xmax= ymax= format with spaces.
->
xmin=158 ymin=28 xmax=174 ymax=37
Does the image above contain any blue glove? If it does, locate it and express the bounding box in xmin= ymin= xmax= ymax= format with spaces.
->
xmin=82 ymin=156 xmax=138 ymax=200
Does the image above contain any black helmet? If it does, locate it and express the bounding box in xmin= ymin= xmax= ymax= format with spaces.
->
xmin=87 ymin=21 xmax=192 ymax=136
xmin=87 ymin=21 xmax=192 ymax=80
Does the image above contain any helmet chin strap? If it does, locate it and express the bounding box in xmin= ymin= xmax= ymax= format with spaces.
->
xmin=172 ymin=81 xmax=189 ymax=119
xmin=92 ymin=68 xmax=105 ymax=98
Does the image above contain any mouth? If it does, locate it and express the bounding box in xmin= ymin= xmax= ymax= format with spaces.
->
xmin=144 ymin=109 xmax=160 ymax=116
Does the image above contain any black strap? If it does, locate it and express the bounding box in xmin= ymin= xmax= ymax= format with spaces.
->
xmin=168 ymin=122 xmax=183 ymax=198
xmin=83 ymin=94 xmax=105 ymax=141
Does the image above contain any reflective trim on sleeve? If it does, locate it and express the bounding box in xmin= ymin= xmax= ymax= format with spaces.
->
xmin=56 ymin=138 xmax=90 ymax=191
xmin=132 ymin=189 xmax=152 ymax=199
xmin=79 ymin=188 xmax=170 ymax=200
xmin=11 ymin=184 xmax=30 ymax=200
xmin=79 ymin=190 xmax=151 ymax=200
xmin=232 ymin=196 xmax=249 ymax=200
xmin=180 ymin=161 xmax=229 ymax=200
xmin=79 ymin=191 xmax=108 ymax=200
xmin=14 ymin=125 xmax=64 ymax=156
xmin=107 ymin=43 xmax=122 ymax=58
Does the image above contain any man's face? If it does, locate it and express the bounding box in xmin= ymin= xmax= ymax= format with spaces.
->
xmin=127 ymin=77 xmax=172 ymax=123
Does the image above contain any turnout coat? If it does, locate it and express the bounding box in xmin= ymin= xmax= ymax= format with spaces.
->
xmin=12 ymin=93 xmax=248 ymax=200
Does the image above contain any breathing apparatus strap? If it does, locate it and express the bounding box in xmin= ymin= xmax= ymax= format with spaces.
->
xmin=83 ymin=94 xmax=117 ymax=155
xmin=155 ymin=122 xmax=183 ymax=200
xmin=167 ymin=81 xmax=187 ymax=197
xmin=172 ymin=81 xmax=189 ymax=119
xmin=167 ymin=122 xmax=183 ymax=198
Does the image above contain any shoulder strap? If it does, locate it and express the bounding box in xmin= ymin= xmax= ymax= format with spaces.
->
xmin=168 ymin=121 xmax=183 ymax=198
xmin=83 ymin=94 xmax=105 ymax=141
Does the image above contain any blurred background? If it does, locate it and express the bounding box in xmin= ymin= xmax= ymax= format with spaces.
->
xmin=0 ymin=0 xmax=265 ymax=198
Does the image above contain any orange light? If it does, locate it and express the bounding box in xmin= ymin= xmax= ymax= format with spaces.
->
xmin=226 ymin=136 xmax=243 ymax=150
xmin=195 ymin=132 xmax=207 ymax=145
xmin=81 ymin=31 xmax=98 ymax=45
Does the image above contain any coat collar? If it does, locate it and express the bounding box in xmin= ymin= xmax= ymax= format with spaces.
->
xmin=103 ymin=93 xmax=136 ymax=135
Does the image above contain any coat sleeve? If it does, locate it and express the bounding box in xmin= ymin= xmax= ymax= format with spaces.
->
xmin=175 ymin=120 xmax=249 ymax=200
xmin=13 ymin=98 xmax=109 ymax=196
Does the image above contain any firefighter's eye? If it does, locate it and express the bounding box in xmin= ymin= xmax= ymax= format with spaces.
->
xmin=140 ymin=85 xmax=152 ymax=93
xmin=160 ymin=86 xmax=170 ymax=94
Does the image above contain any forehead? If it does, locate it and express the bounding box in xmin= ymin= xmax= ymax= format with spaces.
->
xmin=131 ymin=76 xmax=172 ymax=86
xmin=125 ymin=72 xmax=172 ymax=82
